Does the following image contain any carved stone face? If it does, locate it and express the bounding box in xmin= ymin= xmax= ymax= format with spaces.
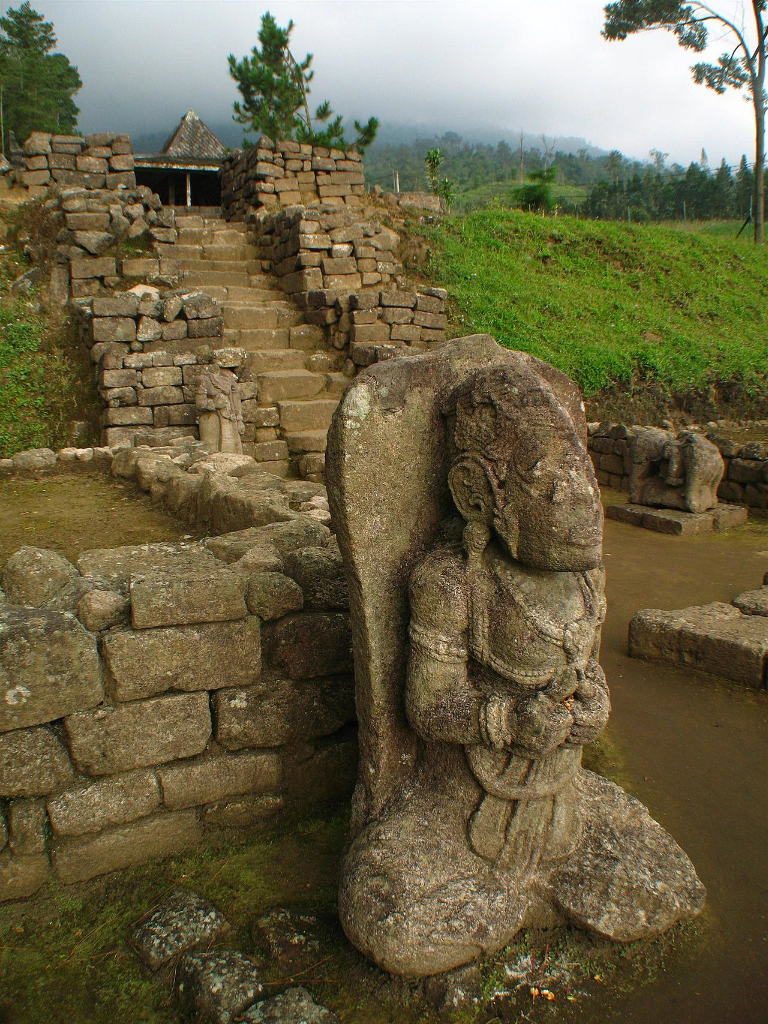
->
xmin=449 ymin=369 xmax=603 ymax=572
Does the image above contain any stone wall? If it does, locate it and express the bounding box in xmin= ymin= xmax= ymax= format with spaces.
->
xmin=0 ymin=443 xmax=357 ymax=902
xmin=221 ymin=138 xmax=365 ymax=220
xmin=19 ymin=131 xmax=136 ymax=191
xmin=587 ymin=421 xmax=768 ymax=512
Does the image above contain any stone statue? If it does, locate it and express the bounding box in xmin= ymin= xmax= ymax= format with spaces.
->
xmin=628 ymin=427 xmax=723 ymax=514
xmin=326 ymin=335 xmax=704 ymax=978
xmin=195 ymin=362 xmax=244 ymax=454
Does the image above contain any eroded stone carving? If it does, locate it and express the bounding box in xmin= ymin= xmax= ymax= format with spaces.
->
xmin=195 ymin=363 xmax=244 ymax=454
xmin=628 ymin=427 xmax=723 ymax=513
xmin=327 ymin=335 xmax=704 ymax=978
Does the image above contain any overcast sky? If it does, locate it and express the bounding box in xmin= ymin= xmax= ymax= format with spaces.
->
xmin=25 ymin=0 xmax=761 ymax=166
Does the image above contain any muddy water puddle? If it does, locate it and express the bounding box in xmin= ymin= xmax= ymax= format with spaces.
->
xmin=587 ymin=493 xmax=768 ymax=1024
xmin=0 ymin=473 xmax=203 ymax=564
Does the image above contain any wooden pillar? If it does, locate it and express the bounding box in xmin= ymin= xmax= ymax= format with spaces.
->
xmin=186 ymin=172 xmax=192 ymax=207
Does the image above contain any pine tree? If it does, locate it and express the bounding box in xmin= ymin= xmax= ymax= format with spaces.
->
xmin=228 ymin=12 xmax=378 ymax=153
xmin=0 ymin=2 xmax=81 ymax=148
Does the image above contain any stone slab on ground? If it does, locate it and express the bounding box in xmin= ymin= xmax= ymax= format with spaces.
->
xmin=130 ymin=888 xmax=230 ymax=971
xmin=629 ymin=601 xmax=768 ymax=687
xmin=251 ymin=908 xmax=325 ymax=975
xmin=204 ymin=519 xmax=330 ymax=563
xmin=242 ymin=987 xmax=340 ymax=1024
xmin=101 ymin=617 xmax=261 ymax=701
xmin=733 ymin=586 xmax=768 ymax=617
xmin=605 ymin=502 xmax=748 ymax=535
xmin=65 ymin=692 xmax=211 ymax=774
xmin=176 ymin=950 xmax=264 ymax=1024
xmin=50 ymin=811 xmax=202 ymax=884
xmin=129 ymin=564 xmax=248 ymax=629
xmin=77 ymin=541 xmax=218 ymax=592
xmin=0 ymin=608 xmax=103 ymax=732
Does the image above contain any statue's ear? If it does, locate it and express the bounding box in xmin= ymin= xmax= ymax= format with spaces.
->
xmin=448 ymin=456 xmax=495 ymax=524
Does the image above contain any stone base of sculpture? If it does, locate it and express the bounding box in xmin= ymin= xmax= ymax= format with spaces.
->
xmin=606 ymin=500 xmax=747 ymax=535
xmin=327 ymin=336 xmax=705 ymax=979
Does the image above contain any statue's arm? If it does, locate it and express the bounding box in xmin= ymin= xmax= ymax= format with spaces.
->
xmin=195 ymin=377 xmax=216 ymax=413
xmin=566 ymin=566 xmax=610 ymax=747
xmin=404 ymin=552 xmax=484 ymax=745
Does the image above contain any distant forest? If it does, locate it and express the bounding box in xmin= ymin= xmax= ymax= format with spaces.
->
xmin=364 ymin=133 xmax=758 ymax=223
xmin=133 ymin=119 xmax=758 ymax=225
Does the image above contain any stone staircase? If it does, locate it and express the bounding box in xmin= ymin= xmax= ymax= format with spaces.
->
xmin=156 ymin=215 xmax=346 ymax=479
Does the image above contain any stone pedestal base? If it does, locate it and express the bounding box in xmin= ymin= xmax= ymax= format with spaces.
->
xmin=606 ymin=502 xmax=747 ymax=535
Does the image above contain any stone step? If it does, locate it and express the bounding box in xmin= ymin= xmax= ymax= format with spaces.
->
xmin=223 ymin=327 xmax=291 ymax=350
xmin=173 ymin=257 xmax=262 ymax=275
xmin=222 ymin=305 xmax=279 ymax=331
xmin=277 ymin=398 xmax=339 ymax=433
xmin=201 ymin=286 xmax=300 ymax=315
xmin=257 ymin=369 xmax=327 ymax=403
xmin=244 ymin=349 xmax=308 ymax=375
xmin=162 ymin=243 xmax=258 ymax=262
xmin=285 ymin=430 xmax=329 ymax=454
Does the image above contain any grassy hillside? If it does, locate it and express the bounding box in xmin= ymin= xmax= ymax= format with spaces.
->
xmin=0 ymin=198 xmax=98 ymax=458
xmin=414 ymin=210 xmax=768 ymax=418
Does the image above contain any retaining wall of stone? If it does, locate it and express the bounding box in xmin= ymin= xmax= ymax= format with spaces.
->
xmin=221 ymin=138 xmax=365 ymax=220
xmin=587 ymin=421 xmax=768 ymax=512
xmin=0 ymin=444 xmax=356 ymax=902
xmin=19 ymin=131 xmax=136 ymax=191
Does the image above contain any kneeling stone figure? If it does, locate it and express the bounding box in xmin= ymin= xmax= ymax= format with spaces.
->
xmin=326 ymin=335 xmax=705 ymax=978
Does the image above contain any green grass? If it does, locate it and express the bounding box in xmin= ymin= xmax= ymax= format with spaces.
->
xmin=416 ymin=209 xmax=768 ymax=401
xmin=0 ymin=207 xmax=98 ymax=458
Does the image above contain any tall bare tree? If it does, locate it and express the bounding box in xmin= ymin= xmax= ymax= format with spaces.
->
xmin=603 ymin=1 xmax=767 ymax=243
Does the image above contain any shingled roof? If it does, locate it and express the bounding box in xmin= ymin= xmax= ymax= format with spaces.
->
xmin=161 ymin=110 xmax=225 ymax=160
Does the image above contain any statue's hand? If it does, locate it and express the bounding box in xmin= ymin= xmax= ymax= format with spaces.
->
xmin=566 ymin=662 xmax=610 ymax=747
xmin=512 ymin=693 xmax=573 ymax=757
xmin=214 ymin=395 xmax=228 ymax=410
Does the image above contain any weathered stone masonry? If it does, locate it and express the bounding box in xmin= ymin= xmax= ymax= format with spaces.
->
xmin=0 ymin=445 xmax=357 ymax=902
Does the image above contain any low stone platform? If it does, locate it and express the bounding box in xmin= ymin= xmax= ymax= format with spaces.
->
xmin=606 ymin=502 xmax=748 ymax=536
xmin=629 ymin=583 xmax=768 ymax=688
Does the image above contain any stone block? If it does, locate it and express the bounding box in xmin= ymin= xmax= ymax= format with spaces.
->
xmin=93 ymin=317 xmax=136 ymax=343
xmin=277 ymin=399 xmax=338 ymax=433
xmin=22 ymin=169 xmax=51 ymax=186
xmin=103 ymin=406 xmax=153 ymax=426
xmin=262 ymin=612 xmax=352 ymax=679
xmin=0 ymin=850 xmax=49 ymax=901
xmin=129 ymin=889 xmax=229 ymax=971
xmin=64 ymin=692 xmax=211 ymax=775
xmin=162 ymin=319 xmax=188 ymax=341
xmin=109 ymin=154 xmax=134 ymax=171
xmin=101 ymin=617 xmax=261 ymax=701
xmin=77 ymin=589 xmax=129 ymax=631
xmin=137 ymin=385 xmax=184 ymax=406
xmin=187 ymin=317 xmax=222 ymax=339
xmin=288 ymin=324 xmax=326 ymax=350
xmin=241 ymin=987 xmax=340 ymax=1024
xmin=245 ymin=572 xmax=304 ymax=620
xmin=106 ymin=172 xmax=136 ymax=189
xmin=176 ymin=951 xmax=265 ymax=1024
xmin=93 ymin=294 xmax=139 ymax=317
xmin=283 ymin=547 xmax=349 ymax=610
xmin=48 ymin=152 xmax=77 ymax=169
xmin=413 ymin=311 xmax=448 ymax=329
xmin=141 ymin=365 xmax=182 ymax=388
xmin=129 ymin=564 xmax=247 ymax=629
xmin=76 ymin=154 xmax=108 ymax=174
xmin=202 ymin=793 xmax=282 ymax=828
xmin=136 ymin=316 xmax=163 ymax=343
xmin=73 ymin=230 xmax=114 ymax=255
xmin=50 ymin=811 xmax=201 ymax=884
xmin=629 ymin=602 xmax=768 ymax=687
xmin=350 ymin=323 xmax=391 ymax=344
xmin=70 ymin=257 xmax=116 ymax=279
xmin=8 ymin=799 xmax=47 ymax=854
xmin=711 ymin=504 xmax=749 ymax=531
xmin=2 ymin=546 xmax=78 ymax=607
xmin=0 ymin=608 xmax=102 ymax=733
xmin=101 ymin=367 xmax=137 ymax=387
xmin=23 ymin=132 xmax=52 ymax=155
xmin=213 ymin=673 xmax=355 ymax=750
xmin=121 ymin=258 xmax=160 ymax=278
xmin=253 ymin=440 xmax=289 ymax=462
xmin=0 ymin=726 xmax=76 ymax=798
xmin=67 ymin=211 xmax=109 ymax=231
xmin=47 ymin=770 xmax=161 ymax=836
xmin=157 ymin=750 xmax=280 ymax=810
